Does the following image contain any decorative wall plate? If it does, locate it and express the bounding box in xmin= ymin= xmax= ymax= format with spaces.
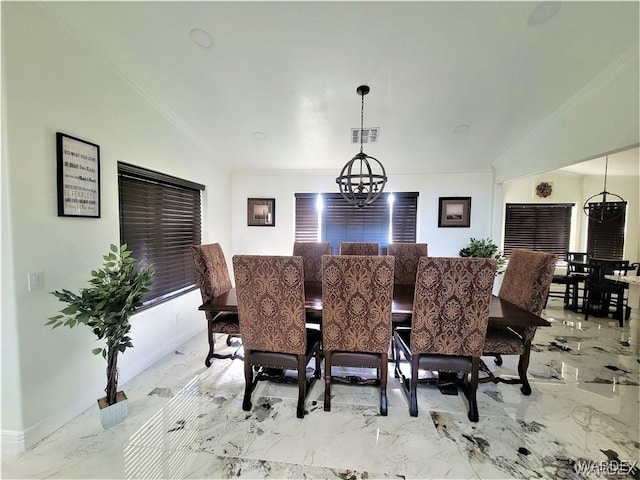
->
xmin=534 ymin=181 xmax=553 ymax=199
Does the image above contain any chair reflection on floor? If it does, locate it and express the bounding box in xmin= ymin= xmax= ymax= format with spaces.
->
xmin=321 ymin=254 xmax=395 ymax=415
xmin=393 ymin=257 xmax=496 ymax=421
xmin=191 ymin=243 xmax=242 ymax=366
xmin=232 ymin=255 xmax=322 ymax=418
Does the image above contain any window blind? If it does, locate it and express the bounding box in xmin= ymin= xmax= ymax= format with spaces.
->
xmin=118 ymin=162 xmax=204 ymax=307
xmin=586 ymin=202 xmax=626 ymax=259
xmin=504 ymin=203 xmax=573 ymax=257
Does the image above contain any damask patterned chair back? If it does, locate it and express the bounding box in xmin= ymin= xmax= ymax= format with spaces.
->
xmin=321 ymin=254 xmax=394 ymax=415
xmin=233 ymin=255 xmax=307 ymax=355
xmin=192 ymin=243 xmax=233 ymax=304
xmin=293 ymin=242 xmax=331 ymax=282
xmin=232 ymin=255 xmax=321 ymax=418
xmin=191 ymin=243 xmax=241 ymax=366
xmin=339 ymin=242 xmax=379 ymax=256
xmin=482 ymin=249 xmax=556 ymax=396
xmin=499 ymin=249 xmax=557 ymax=317
xmin=387 ymin=243 xmax=428 ymax=285
xmin=411 ymin=257 xmax=496 ymax=357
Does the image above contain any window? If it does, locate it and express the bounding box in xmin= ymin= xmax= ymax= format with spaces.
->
xmin=586 ymin=202 xmax=626 ymax=259
xmin=503 ymin=203 xmax=573 ymax=258
xmin=295 ymin=192 xmax=418 ymax=254
xmin=118 ymin=162 xmax=204 ymax=307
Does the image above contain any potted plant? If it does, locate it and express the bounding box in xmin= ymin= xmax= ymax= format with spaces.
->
xmin=46 ymin=244 xmax=154 ymax=428
xmin=459 ymin=237 xmax=506 ymax=273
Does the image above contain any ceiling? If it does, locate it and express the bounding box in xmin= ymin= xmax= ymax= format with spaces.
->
xmin=40 ymin=1 xmax=639 ymax=176
xmin=558 ymin=147 xmax=639 ymax=177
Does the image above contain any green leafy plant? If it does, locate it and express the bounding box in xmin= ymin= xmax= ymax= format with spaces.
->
xmin=47 ymin=244 xmax=154 ymax=406
xmin=459 ymin=237 xmax=506 ymax=273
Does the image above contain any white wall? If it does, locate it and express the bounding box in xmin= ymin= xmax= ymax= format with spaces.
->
xmin=1 ymin=3 xmax=232 ymax=451
xmin=230 ymin=169 xmax=495 ymax=259
xmin=502 ymin=172 xmax=639 ymax=262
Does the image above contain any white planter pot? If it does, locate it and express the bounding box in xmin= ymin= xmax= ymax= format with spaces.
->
xmin=97 ymin=391 xmax=128 ymax=429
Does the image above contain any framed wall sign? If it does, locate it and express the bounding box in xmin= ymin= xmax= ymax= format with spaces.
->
xmin=438 ymin=196 xmax=471 ymax=228
xmin=247 ymin=198 xmax=275 ymax=226
xmin=56 ymin=132 xmax=101 ymax=218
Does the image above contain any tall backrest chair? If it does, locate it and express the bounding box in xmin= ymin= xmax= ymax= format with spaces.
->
xmin=584 ymin=258 xmax=630 ymax=325
xmin=339 ymin=242 xmax=379 ymax=256
xmin=387 ymin=243 xmax=428 ymax=285
xmin=393 ymin=257 xmax=496 ymax=421
xmin=321 ymin=255 xmax=394 ymax=415
xmin=232 ymin=255 xmax=321 ymax=418
xmin=192 ymin=243 xmax=242 ymax=366
xmin=292 ymin=242 xmax=331 ymax=282
xmin=482 ymin=249 xmax=556 ymax=395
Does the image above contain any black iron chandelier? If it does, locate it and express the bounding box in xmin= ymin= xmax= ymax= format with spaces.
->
xmin=583 ymin=155 xmax=625 ymax=223
xmin=336 ymin=85 xmax=387 ymax=208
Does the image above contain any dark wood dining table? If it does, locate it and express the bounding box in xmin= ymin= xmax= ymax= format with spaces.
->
xmin=199 ymin=281 xmax=551 ymax=329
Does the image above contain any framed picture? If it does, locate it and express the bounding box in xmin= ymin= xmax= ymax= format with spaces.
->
xmin=438 ymin=197 xmax=471 ymax=228
xmin=247 ymin=198 xmax=275 ymax=226
xmin=56 ymin=132 xmax=100 ymax=218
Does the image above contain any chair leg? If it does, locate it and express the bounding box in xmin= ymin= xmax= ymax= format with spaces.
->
xmin=493 ymin=354 xmax=503 ymax=366
xmin=394 ymin=335 xmax=401 ymax=378
xmin=296 ymin=355 xmax=306 ymax=419
xmin=465 ymin=358 xmax=480 ymax=422
xmin=518 ymin=343 xmax=533 ymax=396
xmin=314 ymin=346 xmax=322 ymax=379
xmin=324 ymin=351 xmax=332 ymax=412
xmin=205 ymin=322 xmax=216 ymax=367
xmin=380 ymin=353 xmax=388 ymax=416
xmin=409 ymin=356 xmax=419 ymax=417
xmin=242 ymin=352 xmax=253 ymax=411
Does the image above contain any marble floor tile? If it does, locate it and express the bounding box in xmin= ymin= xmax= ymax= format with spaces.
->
xmin=2 ymin=297 xmax=638 ymax=479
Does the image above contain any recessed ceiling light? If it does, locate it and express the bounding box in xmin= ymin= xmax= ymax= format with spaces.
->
xmin=253 ymin=132 xmax=266 ymax=140
xmin=189 ymin=28 xmax=213 ymax=49
xmin=454 ymin=124 xmax=470 ymax=134
xmin=528 ymin=1 xmax=561 ymax=26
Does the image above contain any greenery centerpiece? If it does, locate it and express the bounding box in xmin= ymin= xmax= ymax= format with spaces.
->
xmin=46 ymin=244 xmax=154 ymax=408
xmin=459 ymin=237 xmax=506 ymax=273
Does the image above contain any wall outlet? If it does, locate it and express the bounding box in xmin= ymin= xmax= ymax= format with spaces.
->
xmin=28 ymin=271 xmax=44 ymax=291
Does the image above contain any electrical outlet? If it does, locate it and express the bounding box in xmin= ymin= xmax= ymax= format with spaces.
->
xmin=28 ymin=271 xmax=44 ymax=291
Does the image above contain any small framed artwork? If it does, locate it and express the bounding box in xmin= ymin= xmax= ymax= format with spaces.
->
xmin=247 ymin=198 xmax=275 ymax=226
xmin=438 ymin=197 xmax=471 ymax=228
xmin=56 ymin=132 xmax=101 ymax=218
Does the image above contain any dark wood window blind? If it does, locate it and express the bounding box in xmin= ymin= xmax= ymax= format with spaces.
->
xmin=504 ymin=203 xmax=573 ymax=257
xmin=295 ymin=192 xmax=418 ymax=254
xmin=586 ymin=202 xmax=626 ymax=259
xmin=118 ymin=162 xmax=204 ymax=307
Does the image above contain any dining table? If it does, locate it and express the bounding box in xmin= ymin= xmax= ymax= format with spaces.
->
xmin=199 ymin=281 xmax=551 ymax=329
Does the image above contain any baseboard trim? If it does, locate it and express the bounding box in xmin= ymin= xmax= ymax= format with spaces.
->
xmin=1 ymin=429 xmax=26 ymax=455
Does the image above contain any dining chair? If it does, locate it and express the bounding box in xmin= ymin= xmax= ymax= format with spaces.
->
xmin=387 ymin=243 xmax=428 ymax=285
xmin=292 ymin=241 xmax=331 ymax=282
xmin=232 ymin=255 xmax=322 ymax=419
xmin=192 ymin=243 xmax=242 ymax=367
xmin=393 ymin=257 xmax=496 ymax=421
xmin=482 ymin=249 xmax=556 ymax=395
xmin=321 ymin=254 xmax=395 ymax=415
xmin=339 ymin=242 xmax=379 ymax=255
xmin=583 ymin=258 xmax=630 ymax=326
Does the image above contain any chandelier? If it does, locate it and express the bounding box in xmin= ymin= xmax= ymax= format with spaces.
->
xmin=336 ymin=85 xmax=387 ymax=208
xmin=583 ymin=155 xmax=625 ymax=223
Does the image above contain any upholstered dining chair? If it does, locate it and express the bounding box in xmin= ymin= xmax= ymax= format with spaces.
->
xmin=292 ymin=241 xmax=331 ymax=282
xmin=387 ymin=243 xmax=429 ymax=285
xmin=482 ymin=249 xmax=556 ymax=395
xmin=192 ymin=243 xmax=242 ymax=367
xmin=232 ymin=255 xmax=322 ymax=419
xmin=393 ymin=257 xmax=496 ymax=421
xmin=339 ymin=242 xmax=379 ymax=256
xmin=321 ymin=254 xmax=395 ymax=415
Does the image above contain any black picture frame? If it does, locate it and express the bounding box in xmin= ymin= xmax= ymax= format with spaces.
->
xmin=438 ymin=197 xmax=471 ymax=228
xmin=247 ymin=198 xmax=275 ymax=226
xmin=56 ymin=132 xmax=101 ymax=218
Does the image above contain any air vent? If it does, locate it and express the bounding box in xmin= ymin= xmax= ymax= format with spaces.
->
xmin=351 ymin=128 xmax=380 ymax=144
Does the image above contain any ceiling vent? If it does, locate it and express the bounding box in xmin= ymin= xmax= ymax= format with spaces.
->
xmin=351 ymin=127 xmax=379 ymax=144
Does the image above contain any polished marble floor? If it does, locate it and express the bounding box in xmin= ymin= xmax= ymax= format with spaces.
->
xmin=2 ymin=297 xmax=639 ymax=479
